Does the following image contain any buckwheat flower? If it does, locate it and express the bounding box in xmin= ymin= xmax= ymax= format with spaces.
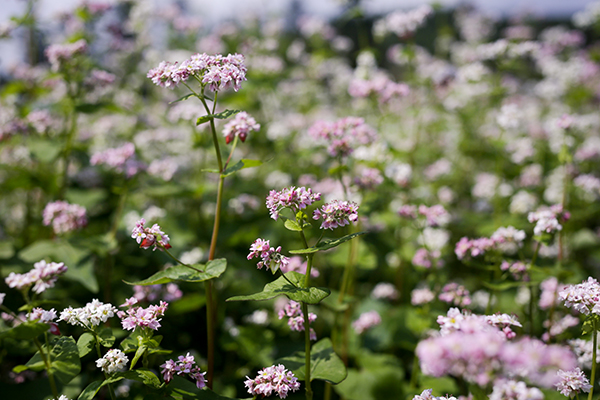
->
xmin=371 ymin=282 xmax=399 ymax=300
xmin=500 ymin=260 xmax=529 ymax=280
xmin=244 ymin=364 xmax=301 ymax=399
xmin=569 ymin=337 xmax=600 ymax=369
xmin=90 ymin=142 xmax=142 ymax=177
xmin=308 ymin=117 xmax=377 ymax=158
xmin=5 ymin=260 xmax=68 ymax=294
xmin=559 ymin=277 xmax=600 ymax=315
xmin=132 ymin=283 xmax=182 ymax=303
xmin=56 ymin=395 xmax=71 ymax=400
xmin=265 ymin=186 xmax=321 ymax=220
xmin=222 ymin=111 xmax=260 ymax=144
xmin=491 ymin=226 xmax=526 ymax=254
xmin=411 ymin=287 xmax=435 ymax=305
xmin=528 ymin=205 xmax=569 ymax=237
xmin=555 ymin=368 xmax=592 ymax=397
xmin=354 ymin=167 xmax=384 ymax=190
xmin=0 ymin=293 xmax=5 ymax=305
xmin=490 ymin=379 xmax=543 ymax=400
xmin=96 ymin=349 xmax=128 ymax=374
xmin=313 ymin=200 xmax=359 ymax=230
xmin=42 ymin=201 xmax=87 ymax=235
xmin=130 ymin=218 xmax=171 ymax=251
xmin=45 ymin=39 xmax=87 ymax=72
xmin=412 ymin=248 xmax=443 ymax=269
xmin=439 ymin=283 xmax=471 ymax=307
xmin=118 ymin=301 xmax=168 ymax=331
xmin=352 ymin=310 xmax=382 ymax=334
xmin=418 ymin=205 xmax=451 ymax=227
xmin=29 ymin=307 xmax=57 ymax=323
xmin=277 ymin=300 xmax=317 ymax=340
xmin=59 ymin=299 xmax=118 ymax=327
xmin=247 ymin=238 xmax=290 ymax=274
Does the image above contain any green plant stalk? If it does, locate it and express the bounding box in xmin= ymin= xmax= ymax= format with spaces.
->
xmin=199 ymin=90 xmax=223 ymax=390
xmin=108 ymin=184 xmax=129 ymax=239
xmin=528 ymin=242 xmax=542 ymax=335
xmin=589 ymin=320 xmax=598 ymax=400
xmin=163 ymin=248 xmax=203 ymax=272
xmin=94 ymin=335 xmax=117 ymax=400
xmin=302 ymin=301 xmax=313 ymax=400
xmin=33 ymin=337 xmax=59 ymax=400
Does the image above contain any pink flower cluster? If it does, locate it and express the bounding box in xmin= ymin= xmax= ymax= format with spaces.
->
xmin=90 ymin=142 xmax=142 ymax=177
xmin=131 ymin=218 xmax=171 ymax=251
xmin=438 ymin=283 xmax=471 ymax=307
xmin=417 ymin=328 xmax=577 ymax=387
xmin=352 ymin=310 xmax=382 ymax=334
xmin=539 ymin=277 xmax=567 ymax=310
xmin=45 ymin=39 xmax=87 ymax=72
xmin=42 ymin=200 xmax=87 ymax=235
xmin=248 ymin=238 xmax=290 ymax=273
xmin=436 ymin=308 xmax=521 ymax=339
xmin=160 ymin=353 xmax=206 ymax=389
xmin=500 ymin=260 xmax=529 ymax=281
xmin=412 ymin=248 xmax=443 ymax=269
xmin=278 ymin=300 xmax=317 ymax=341
xmin=528 ymin=204 xmax=570 ymax=237
xmin=489 ymin=379 xmax=543 ymax=400
xmin=313 ymin=200 xmax=359 ymax=230
xmin=244 ymin=364 xmax=301 ymax=399
xmin=398 ymin=204 xmax=450 ymax=227
xmin=5 ymin=260 xmax=67 ymax=294
xmin=117 ymin=301 xmax=168 ymax=331
xmin=559 ymin=276 xmax=600 ymax=315
xmin=147 ymin=53 xmax=247 ymax=92
xmin=455 ymin=226 xmax=526 ymax=260
xmin=348 ymin=75 xmax=410 ymax=103
xmin=222 ymin=111 xmax=260 ymax=144
xmin=265 ymin=186 xmax=321 ymax=220
xmin=308 ymin=117 xmax=377 ymax=158
xmin=555 ymin=368 xmax=592 ymax=397
xmin=353 ymin=167 xmax=384 ymax=190
xmin=412 ymin=389 xmax=457 ymax=400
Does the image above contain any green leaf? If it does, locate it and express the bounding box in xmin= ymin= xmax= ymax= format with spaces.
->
xmin=122 ymin=369 xmax=161 ymax=388
xmin=196 ymin=109 xmax=241 ymax=125
xmin=276 ymin=338 xmax=347 ymax=384
xmin=0 ymin=242 xmax=14 ymax=259
xmin=284 ymin=220 xmax=303 ymax=232
xmin=130 ymin=344 xmax=147 ymax=370
xmin=27 ymin=138 xmax=62 ymax=163
xmin=77 ymin=332 xmax=95 ymax=357
xmin=0 ymin=321 xmax=48 ymax=340
xmin=164 ymin=376 xmax=244 ymax=400
xmin=98 ymin=326 xmax=115 ymax=347
xmin=226 ymin=272 xmax=330 ymax=305
xmin=124 ymin=258 xmax=227 ymax=286
xmin=222 ymin=159 xmax=263 ymax=177
xmin=21 ymin=336 xmax=81 ymax=384
xmin=169 ymin=93 xmax=195 ymax=104
xmin=289 ymin=232 xmax=366 ymax=255
xmin=78 ymin=380 xmax=104 ymax=400
xmin=482 ymin=281 xmax=537 ymax=291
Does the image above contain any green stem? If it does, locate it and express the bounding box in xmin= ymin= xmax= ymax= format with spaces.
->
xmin=589 ymin=322 xmax=598 ymax=400
xmin=59 ymin=97 xmax=78 ymax=198
xmin=163 ymin=248 xmax=203 ymax=272
xmin=302 ymin=302 xmax=313 ymax=400
xmin=94 ymin=336 xmax=117 ymax=400
xmin=33 ymin=337 xmax=59 ymax=400
xmin=279 ymin=269 xmax=299 ymax=288
xmin=108 ymin=184 xmax=128 ymax=239
xmin=223 ymin=135 xmax=239 ymax=170
xmin=528 ymin=242 xmax=542 ymax=335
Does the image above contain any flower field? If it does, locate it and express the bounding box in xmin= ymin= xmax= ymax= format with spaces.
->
xmin=2 ymin=1 xmax=600 ymax=399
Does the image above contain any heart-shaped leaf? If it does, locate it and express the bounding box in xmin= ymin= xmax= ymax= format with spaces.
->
xmin=226 ymin=272 xmax=330 ymax=305
xmin=124 ymin=259 xmax=226 ymax=286
xmin=276 ymin=338 xmax=347 ymax=384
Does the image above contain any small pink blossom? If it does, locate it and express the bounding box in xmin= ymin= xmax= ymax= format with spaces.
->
xmin=313 ymin=200 xmax=359 ymax=230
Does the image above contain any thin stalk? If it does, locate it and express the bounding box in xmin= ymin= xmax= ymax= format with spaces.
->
xmin=163 ymin=248 xmax=203 ymax=272
xmin=33 ymin=337 xmax=59 ymax=400
xmin=589 ymin=322 xmax=597 ymax=400
xmin=59 ymin=98 xmax=78 ymax=198
xmin=223 ymin=134 xmax=239 ymax=170
xmin=302 ymin=302 xmax=313 ymax=400
xmin=528 ymin=242 xmax=542 ymax=335
xmin=108 ymin=184 xmax=128 ymax=239
xmin=279 ymin=269 xmax=299 ymax=288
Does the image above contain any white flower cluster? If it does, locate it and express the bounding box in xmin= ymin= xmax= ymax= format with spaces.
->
xmin=96 ymin=349 xmax=129 ymax=374
xmin=59 ymin=299 xmax=118 ymax=327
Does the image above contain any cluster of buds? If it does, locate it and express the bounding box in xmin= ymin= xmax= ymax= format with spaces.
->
xmin=160 ymin=353 xmax=206 ymax=389
xmin=147 ymin=53 xmax=247 ymax=92
xmin=247 ymin=238 xmax=290 ymax=274
xmin=131 ymin=218 xmax=171 ymax=251
xmin=244 ymin=364 xmax=301 ymax=399
xmin=5 ymin=260 xmax=68 ymax=294
xmin=278 ymin=300 xmax=317 ymax=341
xmin=222 ymin=111 xmax=260 ymax=144
xmin=42 ymin=200 xmax=87 ymax=235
